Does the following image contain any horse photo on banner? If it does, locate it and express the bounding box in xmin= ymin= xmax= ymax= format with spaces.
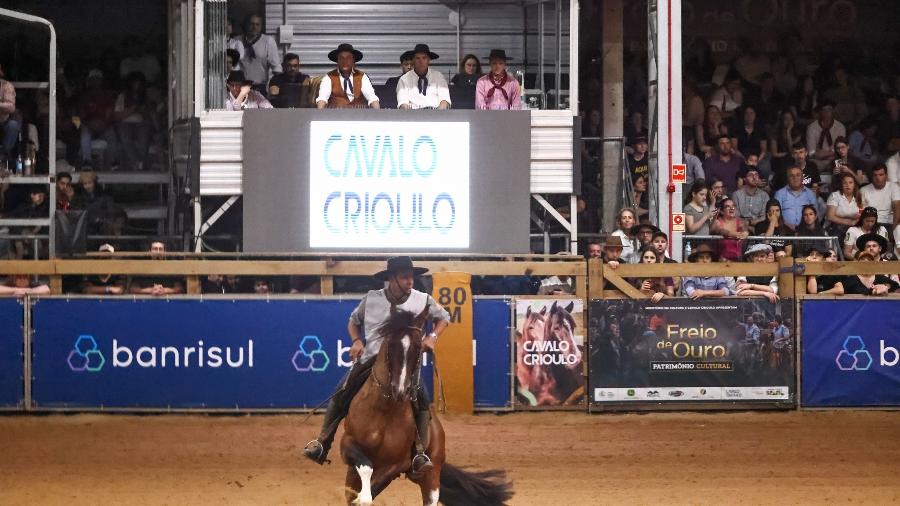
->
xmin=514 ymin=298 xmax=585 ymax=408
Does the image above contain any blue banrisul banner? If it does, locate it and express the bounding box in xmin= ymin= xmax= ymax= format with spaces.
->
xmin=802 ymin=299 xmax=900 ymax=407
xmin=31 ymin=297 xmax=511 ymax=410
xmin=0 ymin=298 xmax=24 ymax=409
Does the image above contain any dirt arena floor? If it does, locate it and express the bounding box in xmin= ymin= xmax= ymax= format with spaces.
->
xmin=1 ymin=410 xmax=898 ymax=505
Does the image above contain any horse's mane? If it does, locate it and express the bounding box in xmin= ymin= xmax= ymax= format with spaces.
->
xmin=377 ymin=308 xmax=423 ymax=340
xmin=549 ymin=303 xmax=576 ymax=330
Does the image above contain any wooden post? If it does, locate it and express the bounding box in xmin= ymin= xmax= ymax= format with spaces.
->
xmin=778 ymin=256 xmax=794 ymax=299
xmin=430 ymin=272 xmax=474 ymax=415
xmin=49 ymin=275 xmax=62 ymax=295
xmin=320 ymin=275 xmax=334 ymax=295
xmin=186 ymin=275 xmax=201 ymax=294
xmin=588 ymin=257 xmax=603 ymax=299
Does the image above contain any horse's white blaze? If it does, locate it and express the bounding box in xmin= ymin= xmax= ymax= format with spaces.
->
xmin=398 ymin=335 xmax=411 ymax=394
xmin=356 ymin=464 xmax=374 ymax=505
xmin=425 ymin=488 xmax=439 ymax=506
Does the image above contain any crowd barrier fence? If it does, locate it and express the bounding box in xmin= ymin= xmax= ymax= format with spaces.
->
xmin=0 ymin=256 xmax=898 ymax=412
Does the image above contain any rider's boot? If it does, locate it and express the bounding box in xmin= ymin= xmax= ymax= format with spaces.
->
xmin=303 ymin=399 xmax=342 ymax=465
xmin=410 ymin=409 xmax=433 ymax=474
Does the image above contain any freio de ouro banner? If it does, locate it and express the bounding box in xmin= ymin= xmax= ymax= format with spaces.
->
xmin=590 ymin=298 xmax=795 ymax=406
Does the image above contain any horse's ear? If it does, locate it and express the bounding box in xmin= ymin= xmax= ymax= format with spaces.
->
xmin=526 ymin=306 xmax=532 ymax=317
xmin=565 ymin=301 xmax=575 ymax=313
xmin=539 ymin=305 xmax=547 ymax=315
xmin=550 ymin=301 xmax=558 ymax=311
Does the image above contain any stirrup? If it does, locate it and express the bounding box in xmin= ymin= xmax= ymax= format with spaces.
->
xmin=411 ymin=453 xmax=433 ymax=474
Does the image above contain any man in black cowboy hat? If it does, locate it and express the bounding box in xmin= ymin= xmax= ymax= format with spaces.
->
xmin=224 ymin=71 xmax=273 ymax=111
xmin=315 ymin=43 xmax=380 ymax=109
xmin=475 ymin=49 xmax=521 ymax=110
xmin=380 ymin=50 xmax=415 ymax=109
xmin=303 ymin=256 xmax=450 ymax=473
xmin=396 ymin=44 xmax=451 ymax=110
xmin=855 ymin=232 xmax=890 ymax=261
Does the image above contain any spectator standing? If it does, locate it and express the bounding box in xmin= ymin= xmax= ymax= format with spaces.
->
xmin=316 ymin=44 xmax=380 ymax=109
xmin=626 ymin=136 xmax=649 ymax=181
xmin=633 ymin=247 xmax=674 ymax=304
xmin=475 ymin=50 xmax=520 ymax=111
xmin=77 ymin=69 xmax=118 ymax=170
xmin=238 ymin=15 xmax=280 ymax=94
xmin=267 ymin=53 xmax=311 ymax=109
xmin=710 ymin=198 xmax=749 ymax=262
xmin=735 ymin=243 xmax=779 ymax=304
xmin=114 ymin=72 xmax=150 ymax=170
xmin=842 ymin=207 xmax=889 ymax=260
xmin=681 ymin=243 xmax=734 ymax=299
xmin=80 ymin=244 xmax=126 ymax=295
xmin=450 ymin=54 xmax=481 ymax=110
xmin=834 ymin=251 xmax=898 ymax=296
xmin=775 ymin=166 xmax=818 ymax=229
xmin=631 ymin=175 xmax=649 ymax=220
xmin=225 ymin=71 xmax=273 ymax=111
xmin=825 ymin=172 xmax=863 ymax=237
xmin=0 ymin=274 xmax=50 ymax=296
xmin=128 ymin=240 xmax=185 ymax=296
xmin=651 ymin=231 xmax=678 ymax=263
xmin=610 ymin=208 xmax=638 ymax=263
xmin=683 ymin=151 xmax=705 ymax=187
xmin=0 ymin=63 xmax=19 ymax=155
xmin=685 ymin=180 xmax=715 ymax=238
xmin=754 ymin=199 xmax=794 ymax=257
xmin=396 ymin=44 xmax=450 ymax=110
xmin=732 ymin=166 xmax=769 ymax=227
xmin=382 ymin=51 xmax=415 ymax=109
xmin=702 ymin=135 xmax=743 ymax=194
xmin=793 ymin=205 xmax=830 ymax=258
xmin=860 ymin=164 xmax=900 ymax=229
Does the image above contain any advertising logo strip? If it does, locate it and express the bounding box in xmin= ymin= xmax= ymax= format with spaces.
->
xmin=309 ymin=121 xmax=470 ymax=248
xmin=31 ymin=297 xmax=513 ymax=411
xmin=589 ymin=299 xmax=796 ymax=409
xmin=801 ymin=300 xmax=900 ymax=407
xmin=0 ymin=299 xmax=24 ymax=408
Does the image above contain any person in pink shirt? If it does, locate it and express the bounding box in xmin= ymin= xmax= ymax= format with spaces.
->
xmin=475 ymin=49 xmax=521 ymax=110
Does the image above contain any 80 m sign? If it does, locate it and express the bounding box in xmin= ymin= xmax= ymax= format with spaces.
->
xmin=437 ymin=287 xmax=467 ymax=323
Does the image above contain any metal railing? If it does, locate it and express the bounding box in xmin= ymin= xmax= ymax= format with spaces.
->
xmin=683 ymin=235 xmax=845 ymax=260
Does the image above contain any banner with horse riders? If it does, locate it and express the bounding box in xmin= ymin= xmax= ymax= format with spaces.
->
xmin=589 ymin=299 xmax=796 ymax=408
xmin=514 ymin=298 xmax=586 ymax=408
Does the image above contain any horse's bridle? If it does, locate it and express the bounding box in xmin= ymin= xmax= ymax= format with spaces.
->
xmin=371 ymin=325 xmax=423 ymax=402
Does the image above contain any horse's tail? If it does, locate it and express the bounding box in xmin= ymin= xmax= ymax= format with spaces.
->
xmin=438 ymin=463 xmax=513 ymax=506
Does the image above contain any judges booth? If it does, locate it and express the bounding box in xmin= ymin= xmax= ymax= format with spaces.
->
xmin=168 ymin=0 xmax=580 ymax=254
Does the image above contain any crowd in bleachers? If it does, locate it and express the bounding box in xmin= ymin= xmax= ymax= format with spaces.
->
xmin=577 ymin=33 xmax=900 ymax=284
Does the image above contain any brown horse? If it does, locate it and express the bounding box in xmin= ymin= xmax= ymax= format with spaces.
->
xmin=544 ymin=301 xmax=585 ymax=404
xmin=340 ymin=305 xmax=513 ymax=505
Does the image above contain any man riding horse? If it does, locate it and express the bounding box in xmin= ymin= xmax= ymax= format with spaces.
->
xmin=303 ymin=256 xmax=450 ymax=474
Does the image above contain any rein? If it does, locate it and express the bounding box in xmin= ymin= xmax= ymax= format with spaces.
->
xmin=371 ymin=325 xmax=423 ymax=402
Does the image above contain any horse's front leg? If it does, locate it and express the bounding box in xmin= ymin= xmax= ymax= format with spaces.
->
xmin=417 ymin=462 xmax=442 ymax=506
xmin=342 ymin=441 xmax=375 ymax=506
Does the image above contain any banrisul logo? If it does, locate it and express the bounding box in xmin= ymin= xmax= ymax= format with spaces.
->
xmin=68 ymin=335 xmax=255 ymax=371
xmin=68 ymin=335 xmax=106 ymax=372
xmin=292 ymin=335 xmax=330 ymax=372
xmin=836 ymin=336 xmax=873 ymax=371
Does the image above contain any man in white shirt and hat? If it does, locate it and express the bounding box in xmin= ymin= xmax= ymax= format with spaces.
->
xmin=396 ymin=44 xmax=451 ymax=110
